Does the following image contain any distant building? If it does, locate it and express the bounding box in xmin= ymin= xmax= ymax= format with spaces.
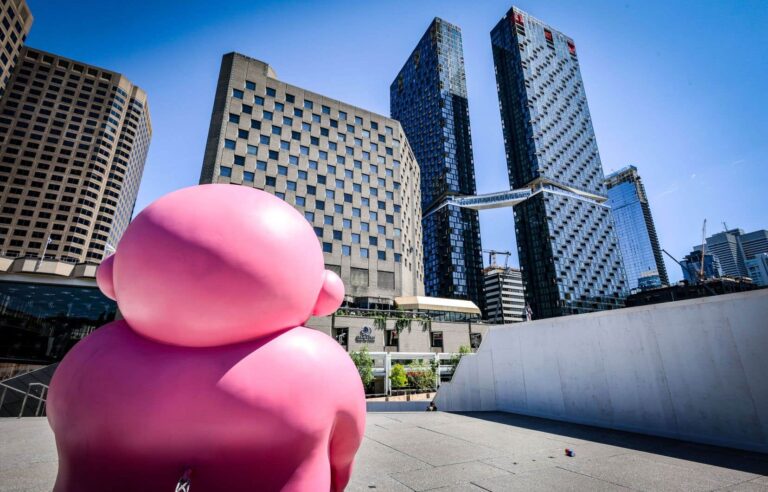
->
xmin=625 ymin=277 xmax=759 ymax=308
xmin=746 ymin=253 xmax=768 ymax=286
xmin=680 ymin=248 xmax=722 ymax=283
xmin=491 ymin=7 xmax=626 ymax=318
xmin=605 ymin=166 xmax=668 ymax=291
xmin=390 ymin=18 xmax=485 ymax=312
xmin=483 ymin=267 xmax=525 ymax=323
xmin=700 ymin=228 xmax=768 ymax=278
xmin=0 ymin=0 xmax=33 ymax=97
xmin=199 ymin=53 xmax=424 ymax=307
xmin=0 ymin=48 xmax=152 ymax=264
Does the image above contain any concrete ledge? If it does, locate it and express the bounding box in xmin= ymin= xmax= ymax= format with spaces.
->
xmin=436 ymin=290 xmax=768 ymax=453
xmin=367 ymin=401 xmax=431 ymax=412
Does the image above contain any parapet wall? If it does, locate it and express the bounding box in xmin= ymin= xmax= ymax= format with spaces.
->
xmin=436 ymin=290 xmax=768 ymax=452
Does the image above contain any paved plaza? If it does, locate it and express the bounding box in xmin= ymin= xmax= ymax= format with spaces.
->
xmin=1 ymin=412 xmax=767 ymax=491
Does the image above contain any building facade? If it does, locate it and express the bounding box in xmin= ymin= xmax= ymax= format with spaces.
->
xmin=0 ymin=0 xmax=32 ymax=97
xmin=483 ymin=266 xmax=525 ymax=323
xmin=680 ymin=247 xmax=722 ymax=283
xmin=605 ymin=165 xmax=668 ymax=291
xmin=200 ymin=53 xmax=424 ymax=306
xmin=0 ymin=47 xmax=152 ymax=264
xmin=491 ymin=7 xmax=626 ymax=319
xmin=745 ymin=253 xmax=768 ymax=287
xmin=703 ymin=228 xmax=768 ymax=278
xmin=390 ymin=18 xmax=485 ymax=312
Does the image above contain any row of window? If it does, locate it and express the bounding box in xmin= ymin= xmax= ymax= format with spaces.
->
xmin=320 ymin=242 xmax=401 ymax=261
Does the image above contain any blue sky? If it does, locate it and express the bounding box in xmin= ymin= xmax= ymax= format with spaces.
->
xmin=28 ymin=0 xmax=767 ymax=282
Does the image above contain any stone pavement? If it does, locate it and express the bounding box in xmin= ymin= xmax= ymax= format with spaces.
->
xmin=1 ymin=412 xmax=767 ymax=491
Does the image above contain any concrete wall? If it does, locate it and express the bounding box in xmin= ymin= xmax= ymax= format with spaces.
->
xmin=436 ymin=290 xmax=768 ymax=452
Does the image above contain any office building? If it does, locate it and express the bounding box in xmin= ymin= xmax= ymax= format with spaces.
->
xmin=491 ymin=7 xmax=626 ymax=318
xmin=483 ymin=266 xmax=525 ymax=323
xmin=390 ymin=18 xmax=484 ymax=311
xmin=200 ymin=53 xmax=424 ymax=306
xmin=0 ymin=0 xmax=32 ymax=97
xmin=702 ymin=228 xmax=768 ymax=278
xmin=680 ymin=247 xmax=722 ymax=283
xmin=746 ymin=253 xmax=768 ymax=287
xmin=0 ymin=47 xmax=152 ymax=264
xmin=605 ymin=165 xmax=668 ymax=291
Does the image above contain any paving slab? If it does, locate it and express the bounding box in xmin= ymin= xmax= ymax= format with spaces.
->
xmin=1 ymin=412 xmax=766 ymax=492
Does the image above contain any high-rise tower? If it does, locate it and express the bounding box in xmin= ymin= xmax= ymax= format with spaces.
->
xmin=0 ymin=0 xmax=33 ymax=97
xmin=491 ymin=7 xmax=626 ymax=318
xmin=390 ymin=18 xmax=485 ymax=312
xmin=605 ymin=165 xmax=668 ymax=290
xmin=0 ymin=48 xmax=152 ymax=264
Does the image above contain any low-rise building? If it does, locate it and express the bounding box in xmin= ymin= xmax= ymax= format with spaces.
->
xmin=483 ymin=267 xmax=525 ymax=323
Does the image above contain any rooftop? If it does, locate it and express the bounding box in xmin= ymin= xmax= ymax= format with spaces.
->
xmin=3 ymin=412 xmax=766 ymax=491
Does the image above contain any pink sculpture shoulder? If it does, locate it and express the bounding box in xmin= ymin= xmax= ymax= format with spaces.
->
xmin=47 ymin=184 xmax=366 ymax=492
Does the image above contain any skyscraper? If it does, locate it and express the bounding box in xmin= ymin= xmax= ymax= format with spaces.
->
xmin=702 ymin=228 xmax=768 ymax=277
xmin=491 ymin=7 xmax=626 ymax=318
xmin=200 ymin=53 xmax=424 ymax=305
xmin=390 ymin=18 xmax=485 ymax=312
xmin=605 ymin=165 xmax=668 ymax=291
xmin=0 ymin=47 xmax=152 ymax=264
xmin=0 ymin=0 xmax=33 ymax=97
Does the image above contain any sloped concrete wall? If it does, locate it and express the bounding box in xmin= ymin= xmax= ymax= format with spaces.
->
xmin=436 ymin=290 xmax=768 ymax=452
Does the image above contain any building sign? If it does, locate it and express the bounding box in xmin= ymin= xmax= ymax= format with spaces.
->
xmin=355 ymin=326 xmax=375 ymax=344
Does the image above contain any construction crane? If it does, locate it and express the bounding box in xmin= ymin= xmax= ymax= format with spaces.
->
xmin=483 ymin=249 xmax=512 ymax=269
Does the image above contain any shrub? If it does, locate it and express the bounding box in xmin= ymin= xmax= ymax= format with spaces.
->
xmin=350 ymin=346 xmax=374 ymax=388
xmin=389 ymin=363 xmax=408 ymax=389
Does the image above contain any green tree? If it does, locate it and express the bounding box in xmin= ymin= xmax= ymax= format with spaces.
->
xmin=389 ymin=363 xmax=408 ymax=389
xmin=350 ymin=346 xmax=374 ymax=388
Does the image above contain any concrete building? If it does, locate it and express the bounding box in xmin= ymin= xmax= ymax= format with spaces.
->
xmin=390 ymin=18 xmax=485 ymax=312
xmin=0 ymin=0 xmax=32 ymax=97
xmin=483 ymin=266 xmax=525 ymax=323
xmin=491 ymin=7 xmax=626 ymax=319
xmin=746 ymin=253 xmax=768 ymax=286
xmin=0 ymin=47 xmax=152 ymax=264
xmin=605 ymin=165 xmax=668 ymax=291
xmin=200 ymin=53 xmax=424 ymax=306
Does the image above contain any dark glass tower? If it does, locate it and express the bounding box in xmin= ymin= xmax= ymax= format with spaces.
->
xmin=491 ymin=7 xmax=626 ymax=318
xmin=390 ymin=18 xmax=485 ymax=311
xmin=605 ymin=165 xmax=668 ymax=291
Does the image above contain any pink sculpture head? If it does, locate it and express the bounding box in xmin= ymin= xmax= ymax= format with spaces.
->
xmin=96 ymin=184 xmax=344 ymax=347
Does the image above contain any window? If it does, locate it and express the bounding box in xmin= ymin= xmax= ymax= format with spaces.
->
xmin=306 ymin=184 xmax=315 ymax=194
xmin=371 ymin=122 xmax=378 ymax=130
xmin=355 ymin=116 xmax=363 ymax=125
xmin=352 ymin=233 xmax=360 ymax=244
xmin=326 ymin=190 xmax=335 ymax=199
xmin=251 ymin=120 xmax=261 ymax=130
xmin=287 ymin=181 xmax=297 ymax=191
xmin=283 ymin=116 xmax=293 ymax=125
xmin=327 ymin=164 xmax=335 ymax=174
xmin=299 ymin=171 xmax=308 ymax=180
xmin=334 ymin=204 xmax=343 ymax=213
xmin=347 ymin=124 xmax=355 ymax=133
xmin=263 ymin=111 xmax=273 ymax=120
xmin=304 ymin=100 xmax=313 ymax=109
xmin=369 ymin=236 xmax=378 ymax=246
xmin=305 ymin=211 xmax=315 ymax=221
xmin=338 ymin=110 xmax=347 ymax=120
xmin=378 ymin=251 xmax=386 ymax=260
xmin=313 ymin=226 xmax=322 ymax=236
xmin=302 ymin=122 xmax=311 ymax=131
xmin=272 ymin=126 xmax=281 ymax=135
xmin=386 ymin=239 xmax=394 ymax=249
xmin=362 ymin=130 xmax=370 ymax=138
xmin=229 ymin=113 xmax=240 ymax=124
xmin=320 ymin=127 xmax=329 ymax=136
xmin=318 ymin=175 xmax=326 ymax=184
xmin=323 ymin=215 xmax=333 ymax=225
xmin=333 ymin=230 xmax=343 ymax=240
xmin=280 ymin=141 xmax=290 ymax=150
xmin=224 ymin=139 xmax=236 ymax=150
xmin=343 ymin=219 xmax=352 ymax=228
xmin=296 ymin=196 xmax=305 ymax=206
xmin=394 ymin=253 xmax=401 ymax=262
xmin=243 ymin=171 xmax=254 ymax=182
xmin=361 ymin=197 xmax=369 ymax=206
xmin=294 ymin=108 xmax=303 ymax=117
xmin=352 ymin=208 xmax=361 ymax=217
xmin=378 ymin=225 xmax=386 ymax=234
xmin=286 ymin=94 xmax=295 ymax=103
xmin=277 ymin=165 xmax=287 ymax=176
xmin=313 ymin=114 xmax=321 ymax=123
xmin=354 ymin=183 xmax=362 ymax=192
xmin=316 ymin=200 xmax=325 ymax=210
xmin=245 ymin=81 xmax=256 ymax=90
xmin=344 ymin=193 xmax=353 ymax=203
xmin=289 ymin=155 xmax=299 ymax=165
xmin=385 ymin=126 xmax=393 ymax=135
xmin=232 ymin=89 xmax=243 ymax=99
xmin=255 ymin=96 xmax=264 ymax=105
xmin=311 ymin=136 xmax=320 ymax=145
xmin=247 ymin=145 xmax=257 ymax=155
xmin=257 ymin=160 xmax=267 ymax=170
xmin=342 ymin=245 xmax=351 ymax=256
xmin=275 ymin=192 xmax=285 ymax=200
xmin=322 ymin=242 xmax=332 ymax=253
xmin=260 ymin=135 xmax=270 ymax=144
xmin=274 ymin=102 xmax=284 ymax=112
xmin=309 ymin=160 xmax=318 ymax=169
xmin=220 ymin=166 xmax=232 ymax=177
xmin=431 ymin=332 xmax=443 ymax=349
xmin=322 ymin=105 xmax=331 ymax=114
xmin=360 ymin=248 xmax=369 ymax=258
xmin=233 ymin=155 xmax=245 ymax=166
xmin=266 ymin=87 xmax=276 ymax=97
xmin=300 ymin=146 xmax=309 ymax=155
xmin=238 ymin=129 xmax=249 ymax=139
xmin=242 ymin=104 xmax=252 ymax=114
xmin=345 ymin=169 xmax=353 ymax=178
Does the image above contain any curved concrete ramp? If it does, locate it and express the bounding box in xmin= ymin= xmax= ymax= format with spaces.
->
xmin=436 ymin=290 xmax=768 ymax=452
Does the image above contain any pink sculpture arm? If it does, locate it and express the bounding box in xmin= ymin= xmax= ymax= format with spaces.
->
xmin=47 ymin=185 xmax=367 ymax=492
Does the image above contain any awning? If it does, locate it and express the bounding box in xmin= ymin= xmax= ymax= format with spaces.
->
xmin=394 ymin=296 xmax=481 ymax=315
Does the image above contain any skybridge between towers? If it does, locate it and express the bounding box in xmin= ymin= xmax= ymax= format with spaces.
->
xmin=423 ymin=178 xmax=608 ymax=219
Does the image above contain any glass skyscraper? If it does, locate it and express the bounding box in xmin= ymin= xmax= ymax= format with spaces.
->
xmin=605 ymin=166 xmax=668 ymax=291
xmin=390 ymin=18 xmax=485 ymax=312
xmin=491 ymin=7 xmax=626 ymax=318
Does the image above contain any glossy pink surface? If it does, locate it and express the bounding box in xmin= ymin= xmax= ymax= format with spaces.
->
xmin=47 ymin=185 xmax=365 ymax=492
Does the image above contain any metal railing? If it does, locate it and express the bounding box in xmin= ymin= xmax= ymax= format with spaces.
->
xmin=0 ymin=381 xmax=49 ymax=418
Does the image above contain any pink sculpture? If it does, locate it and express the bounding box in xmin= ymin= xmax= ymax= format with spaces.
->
xmin=47 ymin=184 xmax=366 ymax=492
